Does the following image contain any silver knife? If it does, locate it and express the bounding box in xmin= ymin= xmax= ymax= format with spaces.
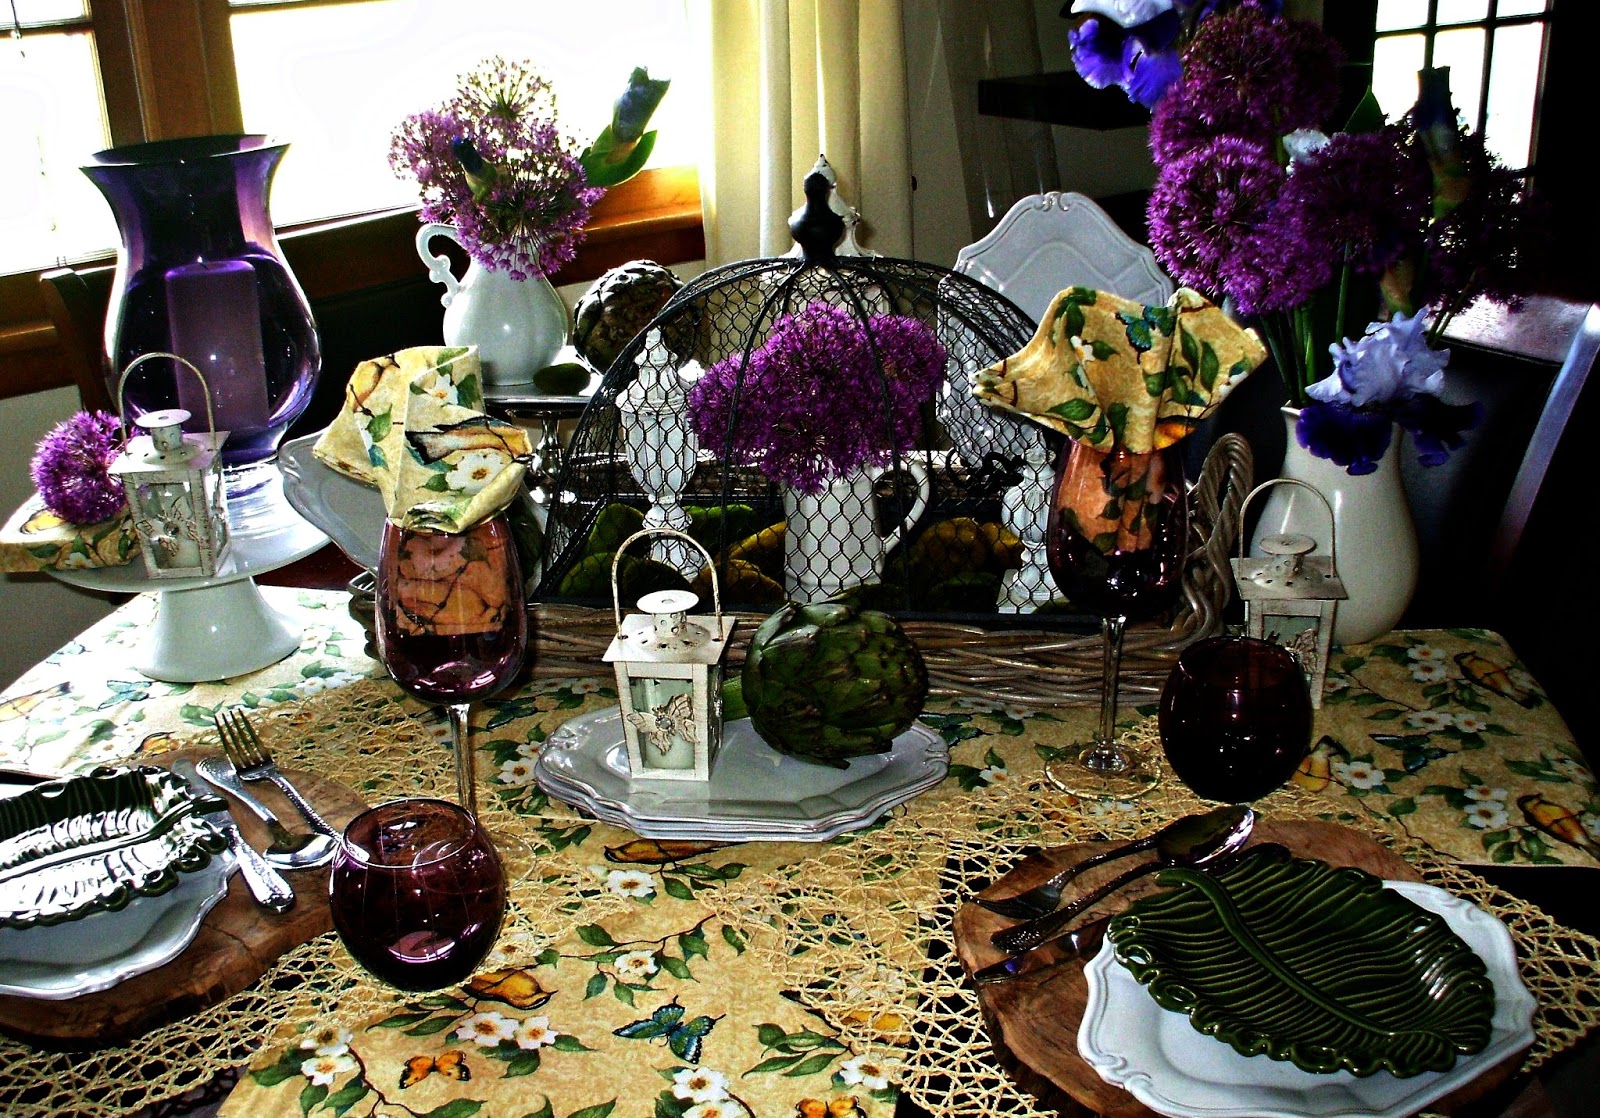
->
xmin=970 ymin=914 xmax=1112 ymax=985
xmin=173 ymin=759 xmax=295 ymax=913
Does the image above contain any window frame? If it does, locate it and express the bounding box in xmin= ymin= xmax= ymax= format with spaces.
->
xmin=0 ymin=0 xmax=704 ymax=401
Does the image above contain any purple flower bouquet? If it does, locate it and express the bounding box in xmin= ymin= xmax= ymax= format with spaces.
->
xmin=686 ymin=303 xmax=946 ymax=494
xmin=1075 ymin=4 xmax=1545 ymax=475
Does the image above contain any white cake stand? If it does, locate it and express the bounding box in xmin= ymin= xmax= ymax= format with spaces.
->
xmin=50 ymin=471 xmax=327 ymax=682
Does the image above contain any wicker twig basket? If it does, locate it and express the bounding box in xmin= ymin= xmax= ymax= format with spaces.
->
xmin=530 ymin=433 xmax=1253 ymax=706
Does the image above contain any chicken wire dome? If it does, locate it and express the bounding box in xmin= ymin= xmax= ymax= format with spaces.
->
xmin=533 ymin=167 xmax=1253 ymax=703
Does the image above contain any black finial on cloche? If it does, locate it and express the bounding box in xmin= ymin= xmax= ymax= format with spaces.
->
xmin=788 ymin=165 xmax=844 ymax=263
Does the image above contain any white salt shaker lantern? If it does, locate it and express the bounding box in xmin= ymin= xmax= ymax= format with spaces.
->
xmin=108 ymin=352 xmax=231 ymax=580
xmin=1230 ymin=478 xmax=1347 ymax=707
xmin=617 ymin=329 xmax=703 ymax=578
xmin=604 ymin=528 xmax=737 ymax=781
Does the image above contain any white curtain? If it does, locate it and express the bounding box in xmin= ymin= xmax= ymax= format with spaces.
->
xmin=697 ymin=0 xmax=912 ymax=263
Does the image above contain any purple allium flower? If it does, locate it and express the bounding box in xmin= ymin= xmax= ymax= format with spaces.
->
xmin=30 ymin=411 xmax=126 ymax=525
xmin=1147 ymin=134 xmax=1286 ymax=300
xmin=686 ymin=304 xmax=946 ymax=494
xmin=1272 ymin=129 xmax=1431 ymax=279
xmin=390 ymin=57 xmax=604 ymax=279
xmin=1156 ymin=7 xmax=1342 ymax=156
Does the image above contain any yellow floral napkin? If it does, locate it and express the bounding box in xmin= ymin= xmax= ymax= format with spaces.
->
xmin=0 ymin=496 xmax=138 ymax=574
xmin=313 ymin=346 xmax=530 ymax=534
xmin=974 ymin=286 xmax=1267 ymax=451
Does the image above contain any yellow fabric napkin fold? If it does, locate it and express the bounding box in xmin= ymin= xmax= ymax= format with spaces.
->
xmin=974 ymin=286 xmax=1267 ymax=452
xmin=313 ymin=345 xmax=531 ymax=534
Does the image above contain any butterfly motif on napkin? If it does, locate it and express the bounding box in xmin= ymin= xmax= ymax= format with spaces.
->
xmin=399 ymin=1049 xmax=470 ymax=1088
xmin=625 ymin=692 xmax=696 ymax=755
xmin=612 ymin=998 xmax=720 ymax=1062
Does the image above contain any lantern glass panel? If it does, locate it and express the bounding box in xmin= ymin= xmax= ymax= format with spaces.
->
xmin=628 ymin=675 xmax=699 ymax=771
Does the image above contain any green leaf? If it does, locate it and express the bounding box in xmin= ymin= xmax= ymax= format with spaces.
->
xmin=613 ymin=982 xmax=636 ymax=1006
xmin=552 ymin=1034 xmax=591 ymax=1052
xmin=584 ymin=973 xmax=608 ymax=999
xmin=517 ymin=1100 xmax=555 ymax=1118
xmin=662 ymin=876 xmax=695 ymax=901
xmin=660 ymin=956 xmax=692 ymax=980
xmin=1049 ymin=398 xmax=1097 ymax=422
xmin=419 ymin=1103 xmax=483 ymax=1118
xmin=721 ymin=925 xmax=747 ymax=953
xmin=249 ymin=1064 xmax=299 ymax=1088
xmin=420 ymin=994 xmax=472 ymax=1011
xmin=757 ymin=1022 xmax=787 ymax=1047
xmin=566 ymin=1104 xmax=618 ymax=1118
xmin=404 ymin=1016 xmax=459 ymax=1036
xmin=299 ymin=1083 xmax=328 ymax=1116
xmin=576 ymin=924 xmax=617 ymax=947
xmin=679 ymin=932 xmax=710 ymax=959
xmin=323 ymin=1081 xmax=370 ymax=1117
xmin=745 ymin=1053 xmax=805 ymax=1074
xmin=1343 ymin=87 xmax=1387 ymax=133
xmin=504 ymin=1051 xmax=543 ymax=1077
xmin=783 ymin=1052 xmax=840 ymax=1077
xmin=1388 ymin=797 xmax=1418 ymax=817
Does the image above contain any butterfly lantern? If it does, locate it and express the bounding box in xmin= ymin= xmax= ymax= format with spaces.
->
xmin=603 ymin=528 xmax=737 ymax=782
xmin=107 ymin=352 xmax=230 ymax=580
xmin=1230 ymin=479 xmax=1347 ymax=708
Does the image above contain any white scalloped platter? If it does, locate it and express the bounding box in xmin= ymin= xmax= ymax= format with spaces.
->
xmin=535 ymin=707 xmax=948 ymax=841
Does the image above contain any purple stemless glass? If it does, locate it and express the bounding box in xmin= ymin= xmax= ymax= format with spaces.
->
xmin=83 ymin=135 xmax=320 ymax=474
xmin=329 ymin=798 xmax=506 ymax=991
xmin=1159 ymin=635 xmax=1315 ymax=802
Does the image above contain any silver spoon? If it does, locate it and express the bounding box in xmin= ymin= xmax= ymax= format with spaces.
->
xmin=195 ymin=756 xmax=336 ymax=870
xmin=978 ymin=804 xmax=1254 ymax=920
xmin=990 ymin=805 xmax=1256 ymax=957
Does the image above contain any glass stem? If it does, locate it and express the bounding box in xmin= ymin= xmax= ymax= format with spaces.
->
xmin=447 ymin=702 xmax=478 ymax=818
xmin=1097 ymin=615 xmax=1128 ymax=748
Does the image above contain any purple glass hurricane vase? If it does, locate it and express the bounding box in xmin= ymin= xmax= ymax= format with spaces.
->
xmin=84 ymin=135 xmax=320 ymax=474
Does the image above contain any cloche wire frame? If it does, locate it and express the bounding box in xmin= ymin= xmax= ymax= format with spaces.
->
xmin=532 ymin=169 xmax=1253 ymax=703
xmin=538 ymin=169 xmax=1037 ymax=615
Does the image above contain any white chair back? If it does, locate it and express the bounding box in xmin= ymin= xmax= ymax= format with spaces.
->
xmin=954 ymin=191 xmax=1173 ymax=323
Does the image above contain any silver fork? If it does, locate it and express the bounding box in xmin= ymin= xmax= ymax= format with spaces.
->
xmin=215 ymin=708 xmax=340 ymax=838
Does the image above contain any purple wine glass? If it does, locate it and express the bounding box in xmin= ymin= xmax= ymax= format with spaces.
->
xmin=374 ymin=513 xmax=531 ymax=872
xmin=329 ymin=798 xmax=505 ymax=991
xmin=1043 ymin=439 xmax=1189 ymax=799
xmin=1159 ymin=635 xmax=1315 ymax=802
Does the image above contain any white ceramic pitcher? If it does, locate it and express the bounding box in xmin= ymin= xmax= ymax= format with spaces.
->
xmin=782 ymin=460 xmax=932 ymax=602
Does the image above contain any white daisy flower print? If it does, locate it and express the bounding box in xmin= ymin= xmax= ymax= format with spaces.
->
xmin=515 ymin=739 xmax=541 ymax=759
xmin=953 ymin=696 xmax=1002 ymax=714
xmin=454 ymin=1011 xmax=516 ymax=1046
xmin=839 ymin=1053 xmax=893 ymax=1090
xmin=1453 ymin=714 xmax=1489 ymax=734
xmin=1553 ymin=756 xmax=1593 ymax=783
xmin=613 ymin=950 xmax=659 ymax=979
xmin=498 ymin=757 xmax=537 ymax=785
xmin=447 ymin=449 xmax=509 ymax=495
xmin=673 ymin=1066 xmax=731 ymax=1103
xmin=683 ymin=1103 xmax=742 ymax=1118
xmin=1406 ymin=710 xmax=1454 ymax=732
xmin=298 ymin=1025 xmax=353 ymax=1056
xmin=1463 ymin=801 xmax=1509 ymax=830
xmin=978 ymin=764 xmax=1010 ymax=785
xmin=1583 ymin=813 xmax=1600 ymax=841
xmin=1332 ymin=759 xmax=1385 ymax=790
xmin=1410 ymin=661 xmax=1449 ymax=683
xmin=1086 ymin=798 xmax=1138 ymax=818
xmin=605 ymin=869 xmax=656 ymax=898
xmin=513 ymin=1016 xmax=560 ymax=1050
xmin=300 ymin=1053 xmax=356 ymax=1086
xmin=1463 ymin=785 xmax=1508 ymax=802
xmin=423 ymin=376 xmax=460 ymax=406
xmin=1407 ymin=644 xmax=1447 ymax=663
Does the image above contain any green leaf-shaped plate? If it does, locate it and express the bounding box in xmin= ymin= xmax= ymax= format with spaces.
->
xmin=1108 ymin=845 xmax=1496 ymax=1078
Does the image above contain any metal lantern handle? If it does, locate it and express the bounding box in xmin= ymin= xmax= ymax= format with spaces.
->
xmin=114 ymin=351 xmax=222 ymax=441
xmin=610 ymin=528 xmax=724 ymax=632
xmin=1237 ymin=477 xmax=1338 ymax=569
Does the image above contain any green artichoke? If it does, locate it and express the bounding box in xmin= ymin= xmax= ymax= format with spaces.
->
xmin=571 ymin=260 xmax=687 ymax=374
xmin=741 ymin=602 xmax=929 ymax=768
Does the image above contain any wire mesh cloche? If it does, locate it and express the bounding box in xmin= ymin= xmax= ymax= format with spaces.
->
xmin=537 ymin=165 xmax=1045 ymax=618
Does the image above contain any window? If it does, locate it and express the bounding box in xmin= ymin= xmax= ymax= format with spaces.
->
xmin=1 ymin=0 xmax=706 ymax=400
xmin=1370 ymin=0 xmax=1552 ymax=170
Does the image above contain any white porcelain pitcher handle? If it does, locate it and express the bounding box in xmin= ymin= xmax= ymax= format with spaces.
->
xmin=868 ymin=458 xmax=931 ymax=554
xmin=415 ymin=223 xmax=463 ymax=307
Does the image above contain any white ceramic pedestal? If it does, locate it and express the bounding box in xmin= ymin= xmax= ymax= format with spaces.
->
xmin=51 ymin=470 xmax=327 ymax=682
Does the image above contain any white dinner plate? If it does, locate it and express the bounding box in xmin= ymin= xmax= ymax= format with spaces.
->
xmin=0 ymin=850 xmax=234 ymax=1000
xmin=278 ymin=431 xmax=384 ymax=572
xmin=1078 ymin=880 xmax=1537 ymax=1118
xmin=535 ymin=706 xmax=949 ymax=842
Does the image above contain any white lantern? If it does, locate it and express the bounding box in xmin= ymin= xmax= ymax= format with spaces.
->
xmin=603 ymin=528 xmax=737 ymax=782
xmin=108 ymin=352 xmax=230 ymax=580
xmin=1230 ymin=479 xmax=1346 ymax=707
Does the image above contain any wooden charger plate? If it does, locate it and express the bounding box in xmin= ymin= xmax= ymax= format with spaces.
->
xmin=953 ymin=818 xmax=1531 ymax=1117
xmin=0 ymin=748 xmax=368 ymax=1048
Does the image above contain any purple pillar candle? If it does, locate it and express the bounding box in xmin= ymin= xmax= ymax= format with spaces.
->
xmin=165 ymin=260 xmax=272 ymax=432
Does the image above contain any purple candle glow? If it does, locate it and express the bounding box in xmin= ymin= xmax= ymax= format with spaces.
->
xmin=164 ymin=260 xmax=271 ymax=432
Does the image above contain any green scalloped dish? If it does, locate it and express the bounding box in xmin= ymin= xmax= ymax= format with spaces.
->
xmin=0 ymin=764 xmax=228 ymax=930
xmin=1107 ymin=845 xmax=1496 ymax=1078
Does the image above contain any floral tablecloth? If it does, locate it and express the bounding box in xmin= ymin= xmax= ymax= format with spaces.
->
xmin=1 ymin=588 xmax=1597 ymax=1118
